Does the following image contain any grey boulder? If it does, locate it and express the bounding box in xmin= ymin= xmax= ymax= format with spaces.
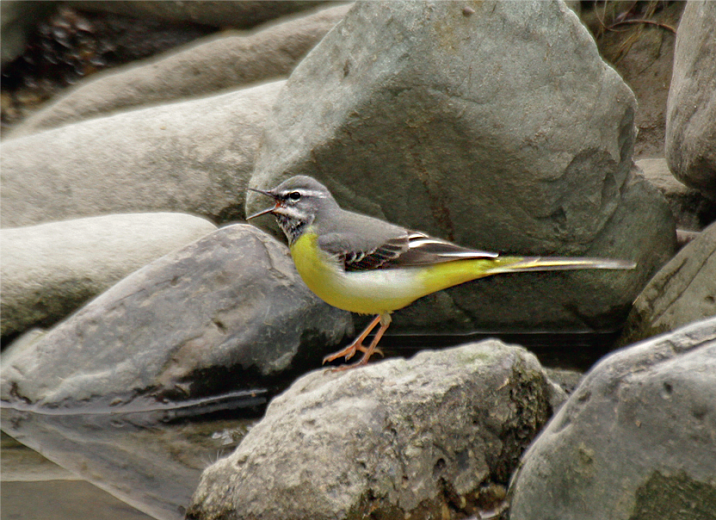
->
xmin=10 ymin=5 xmax=350 ymax=137
xmin=1 ymin=212 xmax=216 ymax=338
xmin=248 ymin=0 xmax=675 ymax=332
xmin=0 ymin=225 xmax=351 ymax=408
xmin=636 ymin=158 xmax=716 ymax=232
xmin=188 ymin=340 xmax=555 ymax=520
xmin=1 ymin=80 xmax=284 ymax=228
xmin=509 ymin=317 xmax=716 ymax=520
xmin=665 ymin=0 xmax=716 ymax=200
xmin=619 ymin=220 xmax=716 ymax=346
xmin=67 ymin=1 xmax=327 ymax=29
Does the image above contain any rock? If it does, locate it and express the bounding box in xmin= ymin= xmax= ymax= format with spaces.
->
xmin=396 ymin=169 xmax=674 ymax=336
xmin=563 ymin=1 xmax=580 ymax=16
xmin=0 ymin=213 xmax=216 ymax=339
xmin=1 ymin=1 xmax=55 ymax=66
xmin=544 ymin=367 xmax=583 ymax=396
xmin=665 ymin=1 xmax=716 ymax=200
xmin=10 ymin=5 xmax=350 ymax=137
xmin=583 ymin=1 xmax=683 ymax=159
xmin=1 ymin=80 xmax=283 ymax=228
xmin=0 ymin=225 xmax=352 ymax=408
xmin=619 ymin=221 xmax=716 ymax=346
xmin=636 ymin=158 xmax=716 ymax=231
xmin=67 ymin=1 xmax=328 ymax=29
xmin=187 ymin=340 xmax=554 ymax=520
xmin=509 ymin=317 xmax=716 ymax=520
xmin=248 ymin=0 xmax=675 ymax=332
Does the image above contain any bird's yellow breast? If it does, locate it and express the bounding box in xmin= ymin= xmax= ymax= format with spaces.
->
xmin=289 ymin=232 xmax=413 ymax=314
xmin=289 ymin=231 xmax=502 ymax=315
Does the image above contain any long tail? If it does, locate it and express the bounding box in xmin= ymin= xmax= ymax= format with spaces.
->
xmin=484 ymin=256 xmax=636 ymax=276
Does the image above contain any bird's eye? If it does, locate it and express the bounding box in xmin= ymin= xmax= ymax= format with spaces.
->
xmin=288 ymin=191 xmax=302 ymax=201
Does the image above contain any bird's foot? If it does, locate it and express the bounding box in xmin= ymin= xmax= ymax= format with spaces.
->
xmin=322 ymin=342 xmax=362 ymax=364
xmin=322 ymin=341 xmax=385 ymax=365
xmin=323 ymin=314 xmax=390 ymax=371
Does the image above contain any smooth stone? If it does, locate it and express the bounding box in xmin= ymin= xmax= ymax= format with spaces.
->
xmin=619 ymin=221 xmax=716 ymax=346
xmin=509 ymin=317 xmax=716 ymax=520
xmin=665 ymin=1 xmax=716 ymax=200
xmin=67 ymin=0 xmax=328 ymax=29
xmin=188 ymin=339 xmax=554 ymax=520
xmin=0 ymin=224 xmax=352 ymax=408
xmin=10 ymin=4 xmax=351 ymax=137
xmin=1 ymin=213 xmax=216 ymax=338
xmin=1 ymin=80 xmax=284 ymax=228
xmin=0 ymin=407 xmax=256 ymax=520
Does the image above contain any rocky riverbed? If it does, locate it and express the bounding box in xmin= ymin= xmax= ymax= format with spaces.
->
xmin=1 ymin=2 xmax=714 ymax=520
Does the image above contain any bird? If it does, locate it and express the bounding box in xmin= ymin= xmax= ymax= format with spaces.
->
xmin=247 ymin=175 xmax=636 ymax=370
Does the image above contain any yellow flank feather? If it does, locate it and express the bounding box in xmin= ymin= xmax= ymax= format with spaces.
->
xmin=290 ymin=231 xmax=424 ymax=314
xmin=414 ymin=256 xmax=525 ymax=293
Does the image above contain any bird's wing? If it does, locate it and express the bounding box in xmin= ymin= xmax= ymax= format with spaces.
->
xmin=318 ymin=230 xmax=498 ymax=272
xmin=318 ymin=232 xmax=409 ymax=271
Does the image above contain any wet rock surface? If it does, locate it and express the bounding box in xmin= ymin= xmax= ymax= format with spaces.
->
xmin=1 ymin=408 xmax=257 ymax=520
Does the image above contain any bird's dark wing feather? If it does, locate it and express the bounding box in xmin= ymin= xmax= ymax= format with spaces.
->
xmin=318 ymin=232 xmax=409 ymax=271
xmin=386 ymin=232 xmax=498 ymax=267
xmin=318 ymin=230 xmax=497 ymax=272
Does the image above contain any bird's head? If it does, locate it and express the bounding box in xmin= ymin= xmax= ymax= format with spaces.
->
xmin=247 ymin=175 xmax=338 ymax=243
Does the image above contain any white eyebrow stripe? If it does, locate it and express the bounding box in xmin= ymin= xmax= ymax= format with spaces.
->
xmin=279 ymin=189 xmax=327 ymax=198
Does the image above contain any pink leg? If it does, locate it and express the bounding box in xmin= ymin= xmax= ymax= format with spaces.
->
xmin=323 ymin=315 xmax=381 ymax=364
xmin=330 ymin=314 xmax=392 ymax=371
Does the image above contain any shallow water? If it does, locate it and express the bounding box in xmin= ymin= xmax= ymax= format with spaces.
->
xmin=0 ymin=331 xmax=619 ymax=519
xmin=2 ymin=479 xmax=155 ymax=520
xmin=1 ymin=391 xmax=267 ymax=520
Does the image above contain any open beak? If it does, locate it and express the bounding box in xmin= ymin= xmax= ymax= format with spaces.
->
xmin=246 ymin=187 xmax=281 ymax=220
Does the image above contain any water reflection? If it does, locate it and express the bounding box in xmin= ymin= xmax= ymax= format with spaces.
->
xmin=1 ymin=390 xmax=268 ymax=520
xmin=1 ymin=331 xmax=620 ymax=519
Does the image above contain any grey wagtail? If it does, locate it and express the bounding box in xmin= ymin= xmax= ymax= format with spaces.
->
xmin=248 ymin=175 xmax=636 ymax=370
